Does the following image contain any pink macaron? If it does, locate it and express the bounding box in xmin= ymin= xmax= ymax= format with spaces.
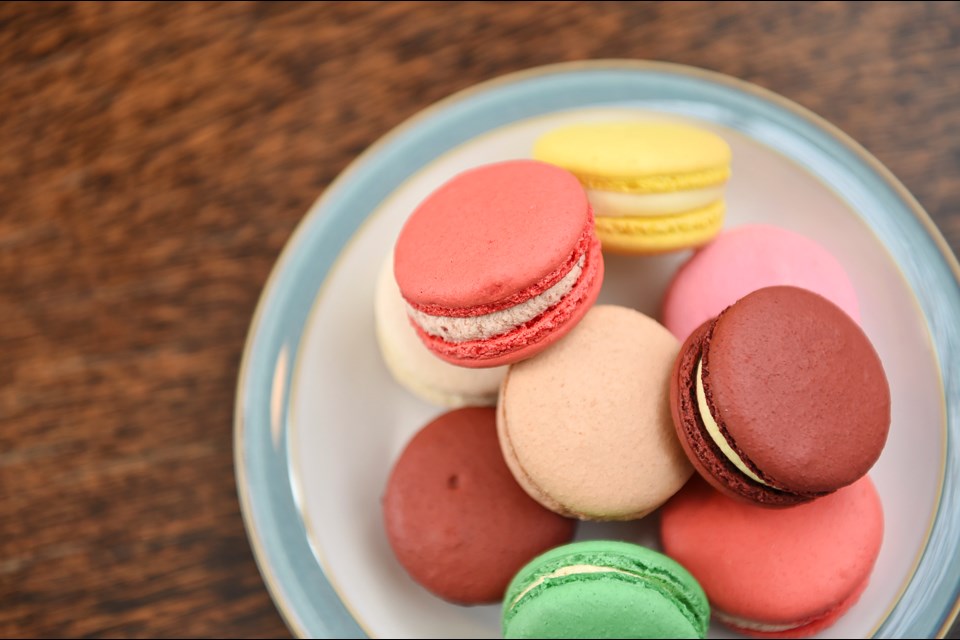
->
xmin=394 ymin=160 xmax=604 ymax=368
xmin=660 ymin=475 xmax=884 ymax=638
xmin=661 ymin=224 xmax=860 ymax=340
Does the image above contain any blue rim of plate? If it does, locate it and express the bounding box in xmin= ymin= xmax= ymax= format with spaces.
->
xmin=234 ymin=60 xmax=960 ymax=639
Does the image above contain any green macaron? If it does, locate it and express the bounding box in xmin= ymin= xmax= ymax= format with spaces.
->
xmin=502 ymin=540 xmax=709 ymax=639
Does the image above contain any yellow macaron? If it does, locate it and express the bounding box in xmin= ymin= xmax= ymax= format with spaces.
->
xmin=534 ymin=121 xmax=732 ymax=254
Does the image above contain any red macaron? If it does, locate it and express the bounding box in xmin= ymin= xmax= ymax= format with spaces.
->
xmin=669 ymin=285 xmax=890 ymax=506
xmin=661 ymin=474 xmax=884 ymax=638
xmin=382 ymin=407 xmax=576 ymax=604
xmin=394 ymin=160 xmax=604 ymax=368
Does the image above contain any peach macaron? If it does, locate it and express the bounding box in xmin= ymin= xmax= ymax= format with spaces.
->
xmin=497 ymin=305 xmax=692 ymax=520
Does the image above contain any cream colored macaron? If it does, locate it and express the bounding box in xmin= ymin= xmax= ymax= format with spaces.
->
xmin=375 ymin=255 xmax=507 ymax=407
xmin=534 ymin=121 xmax=731 ymax=254
xmin=497 ymin=305 xmax=692 ymax=520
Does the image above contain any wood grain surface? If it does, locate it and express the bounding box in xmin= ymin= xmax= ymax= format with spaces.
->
xmin=2 ymin=1 xmax=959 ymax=638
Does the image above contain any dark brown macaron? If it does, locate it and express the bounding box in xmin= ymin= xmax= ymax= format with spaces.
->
xmin=383 ymin=407 xmax=576 ymax=605
xmin=669 ymin=286 xmax=890 ymax=507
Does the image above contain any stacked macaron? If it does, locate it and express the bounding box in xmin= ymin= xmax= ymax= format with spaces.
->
xmin=393 ymin=160 xmax=603 ymax=368
xmin=534 ymin=121 xmax=732 ymax=254
xmin=670 ymin=286 xmax=889 ymax=507
xmin=374 ymin=120 xmax=892 ymax=639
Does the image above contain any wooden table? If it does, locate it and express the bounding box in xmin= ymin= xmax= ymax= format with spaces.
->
xmin=3 ymin=2 xmax=959 ymax=637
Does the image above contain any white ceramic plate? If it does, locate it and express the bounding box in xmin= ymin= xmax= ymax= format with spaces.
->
xmin=235 ymin=61 xmax=960 ymax=639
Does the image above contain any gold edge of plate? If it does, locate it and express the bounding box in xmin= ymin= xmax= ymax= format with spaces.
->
xmin=236 ymin=58 xmax=960 ymax=639
xmin=285 ymin=204 xmax=385 ymax=639
xmin=233 ymin=414 xmax=308 ymax=639
xmin=942 ymin=598 xmax=960 ymax=638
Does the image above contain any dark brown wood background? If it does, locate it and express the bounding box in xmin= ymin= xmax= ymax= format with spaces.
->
xmin=3 ymin=1 xmax=959 ymax=638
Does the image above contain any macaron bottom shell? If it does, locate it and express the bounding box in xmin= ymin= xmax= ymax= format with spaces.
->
xmin=594 ymin=200 xmax=725 ymax=255
xmin=718 ymin=577 xmax=868 ymax=638
xmin=503 ymin=541 xmax=709 ymax=639
xmin=415 ymin=234 xmax=605 ymax=368
xmin=505 ymin=580 xmax=704 ymax=639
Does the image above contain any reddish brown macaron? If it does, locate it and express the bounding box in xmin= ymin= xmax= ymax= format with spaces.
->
xmin=382 ymin=407 xmax=576 ymax=604
xmin=669 ymin=286 xmax=890 ymax=507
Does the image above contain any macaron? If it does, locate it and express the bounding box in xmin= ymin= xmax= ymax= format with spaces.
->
xmin=533 ymin=121 xmax=731 ymax=254
xmin=382 ymin=407 xmax=575 ymax=604
xmin=662 ymin=224 xmax=860 ymax=340
xmin=661 ymin=475 xmax=883 ymax=638
xmin=394 ymin=160 xmax=604 ymax=368
xmin=374 ymin=254 xmax=506 ymax=407
xmin=670 ymin=286 xmax=890 ymax=507
xmin=498 ymin=305 xmax=692 ymax=520
xmin=502 ymin=540 xmax=710 ymax=639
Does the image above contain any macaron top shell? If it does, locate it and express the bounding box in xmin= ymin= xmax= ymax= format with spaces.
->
xmin=395 ymin=160 xmax=590 ymax=311
xmin=704 ymin=286 xmax=890 ymax=493
xmin=503 ymin=540 xmax=710 ymax=639
xmin=661 ymin=475 xmax=883 ymax=631
xmin=533 ymin=121 xmax=731 ymax=189
xmin=662 ymin=224 xmax=861 ymax=340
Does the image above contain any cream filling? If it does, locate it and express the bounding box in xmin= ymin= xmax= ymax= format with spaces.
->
xmin=407 ymin=254 xmax=585 ymax=343
xmin=509 ymin=564 xmax=644 ymax=609
xmin=587 ymin=185 xmax=725 ymax=217
xmin=715 ymin=610 xmax=804 ymax=633
xmin=696 ymin=359 xmax=768 ymax=486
